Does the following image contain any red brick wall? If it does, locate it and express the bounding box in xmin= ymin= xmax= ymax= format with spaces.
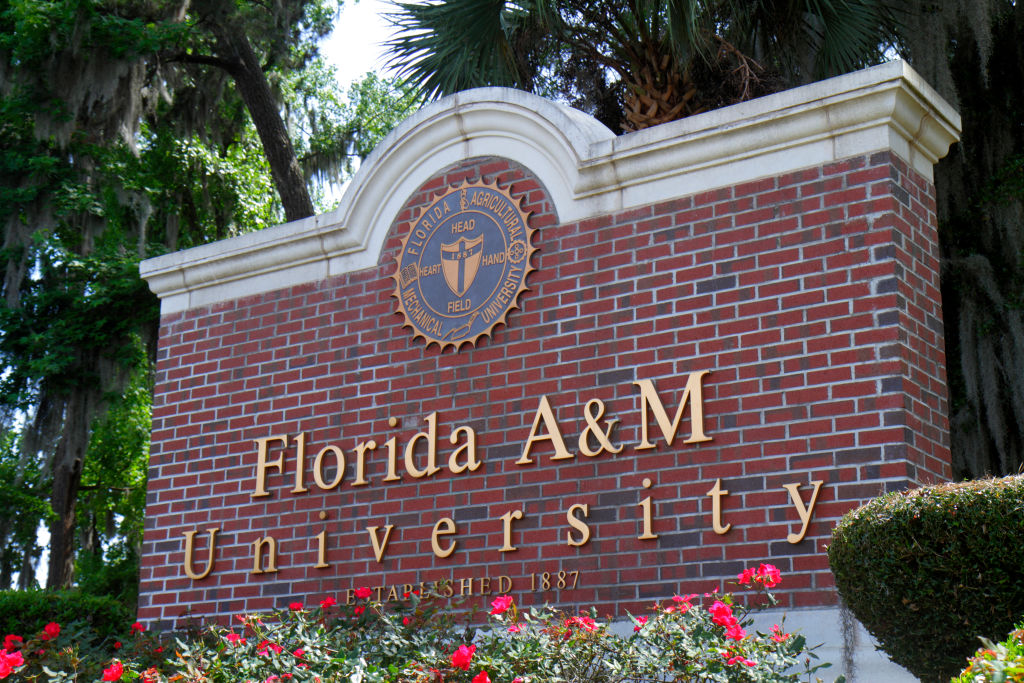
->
xmin=138 ymin=151 xmax=950 ymax=628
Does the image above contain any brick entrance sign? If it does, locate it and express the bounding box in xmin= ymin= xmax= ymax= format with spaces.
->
xmin=138 ymin=61 xmax=959 ymax=666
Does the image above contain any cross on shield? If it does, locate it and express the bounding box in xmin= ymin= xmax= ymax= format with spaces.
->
xmin=440 ymin=235 xmax=484 ymax=298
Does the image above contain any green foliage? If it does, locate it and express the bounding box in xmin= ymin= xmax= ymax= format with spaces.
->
xmin=828 ymin=475 xmax=1024 ymax=682
xmin=3 ymin=569 xmax=842 ymax=682
xmin=953 ymin=624 xmax=1024 ymax=683
xmin=0 ymin=589 xmax=131 ymax=642
xmin=385 ymin=0 xmax=897 ymax=130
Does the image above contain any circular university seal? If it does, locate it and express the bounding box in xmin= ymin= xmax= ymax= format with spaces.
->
xmin=393 ymin=179 xmax=537 ymax=350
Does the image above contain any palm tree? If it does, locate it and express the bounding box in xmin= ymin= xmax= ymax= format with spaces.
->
xmin=385 ymin=0 xmax=899 ymax=131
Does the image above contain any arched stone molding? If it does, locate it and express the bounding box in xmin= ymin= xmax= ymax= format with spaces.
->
xmin=141 ymin=60 xmax=959 ymax=315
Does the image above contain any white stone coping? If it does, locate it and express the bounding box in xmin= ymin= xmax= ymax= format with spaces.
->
xmin=140 ymin=60 xmax=960 ymax=315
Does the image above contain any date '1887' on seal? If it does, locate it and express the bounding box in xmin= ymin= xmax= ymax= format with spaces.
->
xmin=393 ymin=180 xmax=537 ymax=350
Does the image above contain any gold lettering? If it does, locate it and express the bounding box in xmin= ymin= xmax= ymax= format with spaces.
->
xmin=478 ymin=576 xmax=491 ymax=595
xmin=635 ymin=372 xmax=713 ymax=449
xmin=431 ymin=517 xmax=457 ymax=558
xmin=291 ymin=432 xmax=308 ymax=493
xmin=566 ymin=503 xmax=591 ymax=547
xmin=458 ymin=577 xmax=473 ymax=596
xmin=367 ymin=525 xmax=395 ymax=562
xmin=578 ymin=399 xmax=622 ymax=457
xmin=315 ymin=529 xmax=329 ymax=569
xmin=782 ymin=480 xmax=824 ymax=543
xmin=499 ymin=509 xmax=525 ymax=552
xmin=516 ymin=396 xmax=574 ymax=464
xmin=383 ymin=435 xmax=400 ymax=482
xmin=498 ymin=575 xmax=512 ymax=593
xmin=405 ymin=412 xmax=441 ymax=478
xmin=313 ymin=445 xmax=345 ymax=490
xmin=352 ymin=440 xmax=375 ymax=486
xmin=252 ymin=434 xmax=288 ymax=498
xmin=182 ymin=528 xmax=219 ymax=580
xmin=251 ymin=536 xmax=278 ymax=574
xmin=387 ymin=585 xmax=399 ymax=601
xmin=449 ymin=425 xmax=480 ymax=474
xmin=706 ymin=478 xmax=732 ymax=535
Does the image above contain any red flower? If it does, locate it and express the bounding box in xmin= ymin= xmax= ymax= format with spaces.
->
xmin=320 ymin=597 xmax=337 ymax=609
xmin=40 ymin=623 xmax=60 ymax=641
xmin=451 ymin=644 xmax=476 ymax=671
xmin=770 ymin=624 xmax=790 ymax=643
xmin=130 ymin=622 xmax=146 ymax=635
xmin=1 ymin=636 xmax=20 ymax=651
xmin=101 ymin=660 xmax=124 ymax=681
xmin=489 ymin=595 xmax=514 ymax=615
xmin=472 ymin=672 xmax=491 ymax=683
xmin=402 ymin=617 xmax=411 ymax=626
xmin=353 ymin=605 xmax=365 ymax=615
xmin=226 ymin=633 xmax=246 ymax=646
xmin=354 ymin=587 xmax=372 ymax=599
xmin=508 ymin=623 xmax=522 ymax=633
xmin=0 ymin=649 xmax=25 ymax=678
xmin=114 ymin=641 xmax=122 ymax=650
xmin=288 ymin=602 xmax=304 ymax=611
xmin=293 ymin=648 xmax=305 ymax=658
xmin=633 ymin=616 xmax=648 ymax=632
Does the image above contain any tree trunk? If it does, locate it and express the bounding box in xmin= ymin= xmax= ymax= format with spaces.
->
xmin=213 ymin=27 xmax=314 ymax=223
xmin=46 ymin=387 xmax=93 ymax=589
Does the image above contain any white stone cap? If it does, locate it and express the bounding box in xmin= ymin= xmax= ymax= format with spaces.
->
xmin=140 ymin=59 xmax=961 ymax=315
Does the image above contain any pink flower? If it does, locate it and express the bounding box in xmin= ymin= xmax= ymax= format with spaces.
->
xmin=225 ymin=633 xmax=246 ymax=646
xmin=508 ymin=623 xmax=523 ymax=633
xmin=354 ymin=587 xmax=372 ymax=599
xmin=257 ymin=640 xmax=283 ymax=656
xmin=0 ymin=649 xmax=25 ymax=678
xmin=708 ymin=600 xmax=734 ymax=626
xmin=757 ymin=563 xmax=781 ymax=588
xmin=2 ymin=636 xmax=21 ymax=651
xmin=565 ymin=615 xmax=597 ymax=632
xmin=737 ymin=568 xmax=757 ymax=586
xmin=130 ymin=622 xmax=146 ymax=635
xmin=102 ymin=660 xmax=124 ymax=681
xmin=633 ymin=616 xmax=648 ymax=632
xmin=293 ymin=648 xmax=305 ymax=658
xmin=320 ymin=597 xmax=337 ymax=609
xmin=288 ymin=602 xmax=304 ymax=611
xmin=489 ymin=595 xmax=514 ymax=615
xmin=451 ymin=644 xmax=476 ymax=671
xmin=472 ymin=672 xmax=491 ymax=683
xmin=770 ymin=624 xmax=791 ymax=642
xmin=40 ymin=623 xmax=60 ymax=641
xmin=725 ymin=623 xmax=747 ymax=641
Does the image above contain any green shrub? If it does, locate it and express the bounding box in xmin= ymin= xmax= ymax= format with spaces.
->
xmin=0 ymin=589 xmax=131 ymax=643
xmin=953 ymin=624 xmax=1024 ymax=682
xmin=1 ymin=564 xmax=843 ymax=682
xmin=828 ymin=475 xmax=1024 ymax=682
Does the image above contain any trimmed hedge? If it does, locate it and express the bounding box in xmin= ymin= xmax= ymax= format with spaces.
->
xmin=0 ymin=589 xmax=131 ymax=642
xmin=828 ymin=475 xmax=1024 ymax=682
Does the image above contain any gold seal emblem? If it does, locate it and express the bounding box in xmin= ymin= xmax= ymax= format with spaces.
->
xmin=393 ymin=180 xmax=536 ymax=349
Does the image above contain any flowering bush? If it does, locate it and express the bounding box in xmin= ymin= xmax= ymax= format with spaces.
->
xmin=953 ymin=625 xmax=1024 ymax=683
xmin=1 ymin=564 xmax=841 ymax=682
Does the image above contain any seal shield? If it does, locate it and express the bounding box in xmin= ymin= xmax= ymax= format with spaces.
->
xmin=393 ymin=179 xmax=537 ymax=349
